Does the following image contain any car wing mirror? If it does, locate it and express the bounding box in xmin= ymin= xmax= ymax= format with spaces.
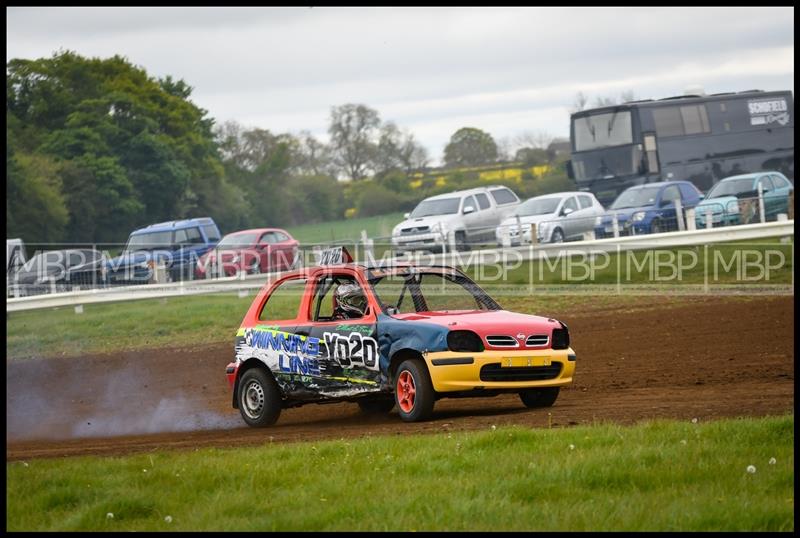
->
xmin=562 ymin=207 xmax=574 ymax=216
xmin=463 ymin=205 xmax=475 ymax=214
xmin=403 ymin=212 xmax=411 ymax=219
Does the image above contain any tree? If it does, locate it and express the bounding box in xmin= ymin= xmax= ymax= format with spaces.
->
xmin=292 ymin=131 xmax=335 ymax=177
xmin=328 ymin=103 xmax=380 ymax=180
xmin=6 ymin=50 xmax=229 ymax=242
xmin=443 ymin=127 xmax=498 ymax=168
xmin=571 ymin=91 xmax=589 ymax=114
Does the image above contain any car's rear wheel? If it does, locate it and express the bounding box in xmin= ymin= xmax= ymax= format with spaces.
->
xmin=238 ymin=368 xmax=282 ymax=427
xmin=357 ymin=396 xmax=395 ymax=414
xmin=395 ymin=359 xmax=435 ymax=422
xmin=519 ymin=387 xmax=560 ymax=408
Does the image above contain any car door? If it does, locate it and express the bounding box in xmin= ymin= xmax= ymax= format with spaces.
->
xmin=473 ymin=192 xmax=496 ymax=239
xmin=757 ymin=175 xmax=778 ymax=218
xmin=258 ymin=231 xmax=279 ymax=270
xmin=460 ymin=195 xmax=483 ymax=241
xmin=657 ymin=184 xmax=682 ymax=230
xmin=769 ymin=174 xmax=793 ymax=216
xmin=571 ymin=194 xmax=597 ymax=238
xmin=294 ymin=270 xmax=382 ymax=396
xmin=271 ymin=230 xmax=298 ymax=270
xmin=558 ymin=196 xmax=580 ymax=238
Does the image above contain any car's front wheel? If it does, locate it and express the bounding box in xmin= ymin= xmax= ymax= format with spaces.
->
xmin=550 ymin=227 xmax=564 ymax=243
xmin=519 ymin=387 xmax=560 ymax=408
xmin=238 ymin=368 xmax=282 ymax=427
xmin=395 ymin=359 xmax=435 ymax=422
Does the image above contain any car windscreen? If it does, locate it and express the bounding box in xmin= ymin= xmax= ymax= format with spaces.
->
xmin=368 ymin=269 xmax=500 ymax=313
xmin=572 ymin=110 xmax=633 ymax=151
xmin=610 ymin=187 xmax=662 ymax=209
xmin=515 ymin=197 xmax=561 ymax=217
xmin=125 ymin=231 xmax=174 ymax=251
xmin=409 ymin=198 xmax=461 ymax=218
xmin=216 ymin=232 xmax=259 ymax=248
xmin=706 ymin=178 xmax=756 ymax=199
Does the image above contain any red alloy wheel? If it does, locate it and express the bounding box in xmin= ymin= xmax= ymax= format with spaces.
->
xmin=396 ymin=370 xmax=416 ymax=413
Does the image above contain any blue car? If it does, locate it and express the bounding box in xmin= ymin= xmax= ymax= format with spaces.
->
xmin=594 ymin=181 xmax=703 ymax=238
xmin=694 ymin=172 xmax=794 ymax=228
xmin=106 ymin=217 xmax=221 ymax=284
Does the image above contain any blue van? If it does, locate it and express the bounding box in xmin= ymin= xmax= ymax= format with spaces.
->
xmin=106 ymin=217 xmax=221 ymax=284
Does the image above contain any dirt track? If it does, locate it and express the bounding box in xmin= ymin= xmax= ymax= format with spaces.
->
xmin=6 ymin=295 xmax=794 ymax=461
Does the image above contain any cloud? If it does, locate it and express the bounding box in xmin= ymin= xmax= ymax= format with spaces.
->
xmin=6 ymin=7 xmax=794 ymax=160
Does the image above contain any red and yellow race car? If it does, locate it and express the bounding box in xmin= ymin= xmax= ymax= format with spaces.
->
xmin=226 ymin=248 xmax=576 ymax=426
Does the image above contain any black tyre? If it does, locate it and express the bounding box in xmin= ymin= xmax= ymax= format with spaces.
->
xmin=357 ymin=396 xmax=395 ymax=414
xmin=394 ymin=359 xmax=435 ymax=422
xmin=550 ymin=228 xmax=564 ymax=243
xmin=519 ymin=387 xmax=560 ymax=408
xmin=238 ymin=368 xmax=282 ymax=427
xmin=454 ymin=231 xmax=471 ymax=252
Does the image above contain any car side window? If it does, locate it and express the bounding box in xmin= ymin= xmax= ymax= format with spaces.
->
xmin=490 ymin=188 xmax=518 ymax=205
xmin=260 ymin=232 xmax=278 ymax=244
xmin=661 ymin=186 xmax=681 ymax=205
xmin=462 ymin=195 xmax=477 ymax=212
xmin=475 ymin=193 xmax=491 ymax=210
xmin=562 ymin=197 xmax=578 ymax=214
xmin=770 ymin=175 xmax=789 ymax=189
xmin=174 ymin=229 xmax=188 ymax=245
xmin=186 ymin=227 xmax=204 ymax=244
xmin=578 ymin=195 xmax=593 ymax=209
xmin=274 ymin=231 xmax=290 ymax=242
xmin=679 ymin=183 xmax=698 ymax=201
xmin=258 ymin=278 xmax=307 ymax=321
xmin=758 ymin=176 xmax=774 ymax=191
xmin=310 ymin=275 xmax=368 ymax=321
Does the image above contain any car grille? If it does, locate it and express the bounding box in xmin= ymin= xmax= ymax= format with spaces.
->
xmin=480 ymin=362 xmax=563 ymax=382
xmin=485 ymin=335 xmax=519 ymax=347
xmin=525 ymin=334 xmax=549 ymax=346
xmin=401 ymin=226 xmax=430 ymax=234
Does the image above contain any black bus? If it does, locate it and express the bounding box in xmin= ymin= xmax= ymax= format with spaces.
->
xmin=567 ymin=89 xmax=794 ymax=205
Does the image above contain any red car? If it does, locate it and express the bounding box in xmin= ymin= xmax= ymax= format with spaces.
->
xmin=226 ymin=247 xmax=576 ymax=426
xmin=196 ymin=228 xmax=299 ymax=278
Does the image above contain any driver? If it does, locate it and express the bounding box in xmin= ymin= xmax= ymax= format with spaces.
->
xmin=333 ymin=282 xmax=367 ymax=319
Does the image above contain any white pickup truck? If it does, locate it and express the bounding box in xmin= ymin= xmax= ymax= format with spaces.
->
xmin=391 ymin=186 xmax=521 ymax=252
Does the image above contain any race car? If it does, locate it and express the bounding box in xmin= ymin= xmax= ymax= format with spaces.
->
xmin=226 ymin=247 xmax=576 ymax=426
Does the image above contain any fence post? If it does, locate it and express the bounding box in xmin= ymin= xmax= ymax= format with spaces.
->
xmin=530 ymin=223 xmax=538 ymax=245
xmin=789 ymin=191 xmax=794 ymax=220
xmin=49 ymin=276 xmax=57 ymax=295
xmin=360 ymin=229 xmax=374 ymax=262
xmin=674 ymin=198 xmax=685 ymax=231
xmin=500 ymin=226 xmax=511 ymax=248
xmin=448 ymin=230 xmax=456 ymax=253
xmin=685 ymin=208 xmax=696 ymax=231
xmin=705 ymin=208 xmax=713 ymax=230
xmin=612 ymin=214 xmax=620 ymax=238
xmin=757 ymin=183 xmax=766 ymax=223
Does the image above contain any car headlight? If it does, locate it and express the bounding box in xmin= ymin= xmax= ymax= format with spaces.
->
xmin=595 ymin=216 xmax=603 ymax=226
xmin=136 ymin=261 xmax=150 ymax=269
xmin=447 ymin=330 xmax=484 ymax=352
xmin=231 ymin=255 xmax=240 ymax=264
xmin=632 ymin=211 xmax=646 ymax=222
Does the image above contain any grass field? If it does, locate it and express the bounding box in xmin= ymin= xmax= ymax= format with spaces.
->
xmin=6 ymin=414 xmax=794 ymax=531
xmin=286 ymin=212 xmax=405 ymax=244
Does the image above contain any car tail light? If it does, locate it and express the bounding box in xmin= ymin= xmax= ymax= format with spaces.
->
xmin=447 ymin=330 xmax=484 ymax=352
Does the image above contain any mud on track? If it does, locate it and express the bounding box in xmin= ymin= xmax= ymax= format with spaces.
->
xmin=6 ymin=295 xmax=794 ymax=461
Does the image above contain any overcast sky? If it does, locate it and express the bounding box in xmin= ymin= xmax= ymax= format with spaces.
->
xmin=7 ymin=6 xmax=795 ymax=163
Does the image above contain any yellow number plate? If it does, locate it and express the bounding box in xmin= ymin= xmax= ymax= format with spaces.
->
xmin=502 ymin=356 xmax=551 ymax=368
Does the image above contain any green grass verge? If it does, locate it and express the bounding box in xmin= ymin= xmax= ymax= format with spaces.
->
xmin=286 ymin=212 xmax=405 ymax=244
xmin=6 ymin=415 xmax=794 ymax=531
